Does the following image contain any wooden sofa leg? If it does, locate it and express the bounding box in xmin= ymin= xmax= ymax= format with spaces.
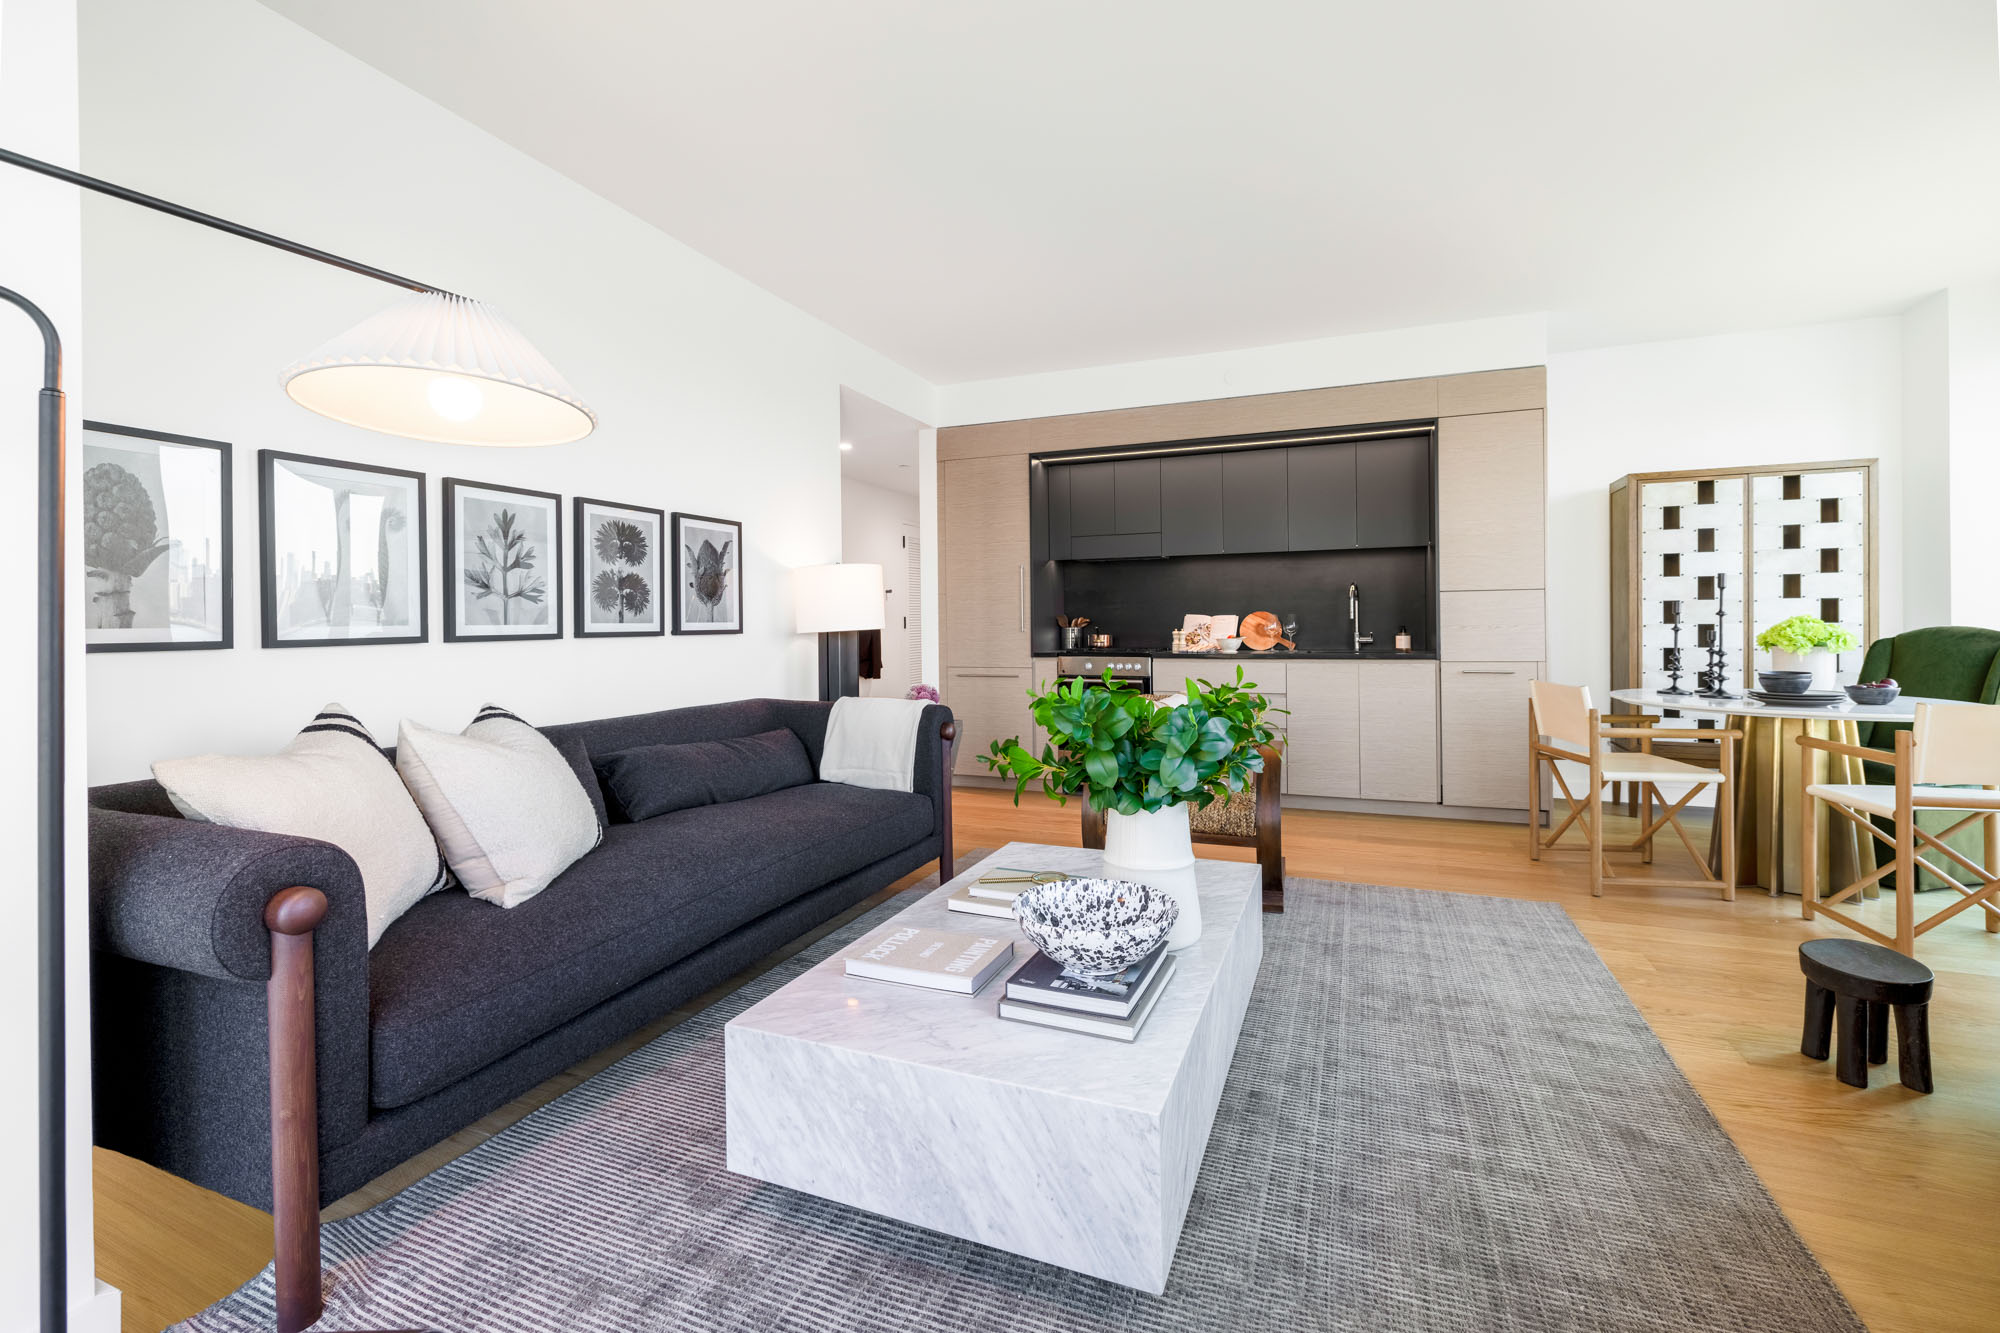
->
xmin=937 ymin=720 xmax=957 ymax=881
xmin=266 ymin=886 xmax=327 ymax=1333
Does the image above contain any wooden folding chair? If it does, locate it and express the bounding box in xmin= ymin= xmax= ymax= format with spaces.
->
xmin=1799 ymin=701 xmax=2000 ymax=956
xmin=1528 ymin=680 xmax=1740 ymax=898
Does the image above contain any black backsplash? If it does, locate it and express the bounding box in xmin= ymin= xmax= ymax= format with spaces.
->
xmin=1043 ymin=548 xmax=1433 ymax=655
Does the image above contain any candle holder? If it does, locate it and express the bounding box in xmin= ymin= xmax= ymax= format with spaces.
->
xmin=1698 ymin=573 xmax=1741 ymax=699
xmin=1661 ymin=617 xmax=1691 ymax=695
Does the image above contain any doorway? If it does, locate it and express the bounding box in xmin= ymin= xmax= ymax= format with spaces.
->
xmin=838 ymin=387 xmax=925 ymax=698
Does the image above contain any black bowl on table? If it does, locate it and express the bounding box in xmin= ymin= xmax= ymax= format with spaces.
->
xmin=1757 ymin=670 xmax=1814 ymax=695
xmin=1845 ymin=683 xmax=1901 ymax=706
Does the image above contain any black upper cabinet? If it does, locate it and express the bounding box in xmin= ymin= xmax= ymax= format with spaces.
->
xmin=1045 ymin=462 xmax=1071 ymax=560
xmin=1113 ymin=459 xmax=1160 ymax=535
xmin=1355 ymin=435 xmax=1431 ymax=548
xmin=1222 ymin=449 xmax=1289 ymax=553
xmin=1068 ymin=461 xmax=1118 ymax=537
xmin=1160 ymin=453 xmax=1225 ymax=556
xmin=1286 ymin=441 xmax=1358 ymax=552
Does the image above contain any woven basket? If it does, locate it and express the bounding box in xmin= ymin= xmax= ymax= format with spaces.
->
xmin=1187 ymin=790 xmax=1258 ymax=839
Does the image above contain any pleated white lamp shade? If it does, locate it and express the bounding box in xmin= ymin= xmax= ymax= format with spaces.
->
xmin=281 ymin=291 xmax=596 ymax=446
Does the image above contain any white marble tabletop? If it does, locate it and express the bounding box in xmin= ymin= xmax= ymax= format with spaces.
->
xmin=727 ymin=841 xmax=1262 ymax=1116
xmin=1608 ymin=687 xmax=1939 ymax=724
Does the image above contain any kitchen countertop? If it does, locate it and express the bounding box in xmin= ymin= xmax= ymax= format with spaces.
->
xmin=1037 ymin=649 xmax=1439 ymax=661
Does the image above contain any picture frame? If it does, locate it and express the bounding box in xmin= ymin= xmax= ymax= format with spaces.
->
xmin=671 ymin=511 xmax=743 ymax=635
xmin=82 ymin=420 xmax=232 ymax=652
xmin=443 ymin=478 xmax=563 ymax=642
xmin=258 ymin=450 xmax=428 ymax=648
xmin=574 ymin=496 xmax=666 ymax=637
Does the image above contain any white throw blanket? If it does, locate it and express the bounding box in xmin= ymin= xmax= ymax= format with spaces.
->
xmin=821 ymin=696 xmax=931 ymax=792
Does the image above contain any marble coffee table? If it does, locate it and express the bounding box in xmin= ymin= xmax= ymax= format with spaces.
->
xmin=725 ymin=841 xmax=1263 ymax=1293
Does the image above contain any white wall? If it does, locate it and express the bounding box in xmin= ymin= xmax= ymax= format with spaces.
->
xmin=0 ymin=0 xmax=116 ymax=1325
xmin=1546 ymin=318 xmax=1907 ymax=702
xmin=1900 ymin=291 xmax=1952 ymax=629
xmin=839 ymin=476 xmax=919 ymax=696
xmin=936 ymin=313 xmax=1548 ymax=425
xmin=78 ymin=0 xmax=936 ymax=781
xmin=1942 ymin=279 xmax=2000 ymax=631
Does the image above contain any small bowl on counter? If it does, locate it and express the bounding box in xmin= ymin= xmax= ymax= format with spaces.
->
xmin=1844 ymin=682 xmax=1901 ymax=706
xmin=1215 ymin=636 xmax=1244 ymax=652
xmin=1756 ymin=670 xmax=1814 ymax=695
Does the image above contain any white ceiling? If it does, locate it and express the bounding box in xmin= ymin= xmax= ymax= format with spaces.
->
xmin=839 ymin=386 xmax=922 ymax=495
xmin=261 ymin=1 xmax=2000 ymax=385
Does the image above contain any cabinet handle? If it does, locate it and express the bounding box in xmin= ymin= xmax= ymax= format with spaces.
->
xmin=1018 ymin=563 xmax=1026 ymax=632
xmin=954 ymin=671 xmax=1023 ymax=678
xmin=1457 ymin=669 xmax=1517 ymax=675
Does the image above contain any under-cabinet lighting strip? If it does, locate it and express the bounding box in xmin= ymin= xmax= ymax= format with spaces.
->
xmin=1044 ymin=422 xmax=1435 ymax=464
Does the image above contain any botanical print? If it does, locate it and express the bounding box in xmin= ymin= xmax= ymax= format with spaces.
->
xmin=575 ymin=498 xmax=664 ymax=636
xmin=261 ymin=451 xmax=426 ymax=647
xmin=672 ymin=512 xmax=742 ymax=635
xmin=446 ymin=480 xmax=561 ymax=641
xmin=83 ymin=423 xmax=231 ymax=651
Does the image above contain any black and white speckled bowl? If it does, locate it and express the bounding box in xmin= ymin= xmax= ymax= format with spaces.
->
xmin=1012 ymin=877 xmax=1179 ymax=978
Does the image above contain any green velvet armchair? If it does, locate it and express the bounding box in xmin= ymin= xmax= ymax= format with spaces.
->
xmin=1855 ymin=626 xmax=2000 ymax=888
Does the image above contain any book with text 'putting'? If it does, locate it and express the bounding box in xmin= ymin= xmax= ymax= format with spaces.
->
xmin=843 ymin=927 xmax=1014 ymax=995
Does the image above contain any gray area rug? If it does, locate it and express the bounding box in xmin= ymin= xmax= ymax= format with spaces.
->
xmin=181 ymin=873 xmax=1864 ymax=1332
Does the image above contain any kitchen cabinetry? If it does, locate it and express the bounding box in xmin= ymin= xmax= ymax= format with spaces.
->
xmin=1160 ymin=454 xmax=1225 ymax=556
xmin=1438 ymin=410 xmax=1543 ymax=591
xmin=1440 ymin=662 xmax=1540 ymax=809
xmin=1358 ymin=661 xmax=1439 ymax=802
xmin=1221 ymin=449 xmax=1289 ymax=553
xmin=1283 ymin=661 xmax=1360 ymax=798
xmin=1440 ymin=590 xmax=1546 ymax=661
xmin=1061 ymin=458 xmax=1161 ymax=559
xmin=944 ymin=666 xmax=1034 ymax=779
xmin=942 ymin=455 xmax=1031 ymax=666
xmin=1355 ymin=435 xmax=1432 ymax=548
xmin=1285 ymin=441 xmax=1356 ymax=552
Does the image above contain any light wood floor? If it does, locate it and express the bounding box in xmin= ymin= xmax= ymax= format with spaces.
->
xmin=97 ymin=789 xmax=2000 ymax=1333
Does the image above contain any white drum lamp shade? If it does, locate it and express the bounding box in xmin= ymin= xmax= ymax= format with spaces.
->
xmin=794 ymin=563 xmax=885 ymax=633
xmin=281 ymin=291 xmax=596 ymax=446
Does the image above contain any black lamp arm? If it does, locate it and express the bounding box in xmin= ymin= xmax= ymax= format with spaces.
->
xmin=3 ymin=281 xmax=70 ymax=1333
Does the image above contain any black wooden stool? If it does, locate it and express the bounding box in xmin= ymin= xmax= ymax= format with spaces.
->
xmin=1799 ymin=938 xmax=1935 ymax=1092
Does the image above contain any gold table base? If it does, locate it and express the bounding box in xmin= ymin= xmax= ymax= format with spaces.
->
xmin=1731 ymin=715 xmax=1874 ymax=898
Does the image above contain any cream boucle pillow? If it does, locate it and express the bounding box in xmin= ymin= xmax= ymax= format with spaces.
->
xmin=153 ymin=703 xmax=450 ymax=947
xmin=396 ymin=705 xmax=601 ymax=909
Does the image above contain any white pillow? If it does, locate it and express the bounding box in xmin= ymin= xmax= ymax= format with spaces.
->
xmin=154 ymin=703 xmax=450 ymax=948
xmin=395 ymin=705 xmax=602 ymax=909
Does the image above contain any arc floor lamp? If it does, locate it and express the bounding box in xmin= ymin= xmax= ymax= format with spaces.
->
xmin=3 ymin=144 xmax=596 ymax=1333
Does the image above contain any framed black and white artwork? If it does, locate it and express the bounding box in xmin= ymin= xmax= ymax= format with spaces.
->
xmin=574 ymin=497 xmax=665 ymax=637
xmin=672 ymin=512 xmax=742 ymax=635
xmin=82 ymin=421 xmax=232 ymax=652
xmin=443 ymin=479 xmax=562 ymax=642
xmin=258 ymin=450 xmax=427 ymax=648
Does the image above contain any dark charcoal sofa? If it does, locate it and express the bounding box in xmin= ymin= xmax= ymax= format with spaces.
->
xmin=88 ymin=697 xmax=953 ymax=1329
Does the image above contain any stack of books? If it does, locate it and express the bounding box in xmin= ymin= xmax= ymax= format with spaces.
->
xmin=843 ymin=926 xmax=1014 ymax=995
xmin=996 ymin=942 xmax=1175 ymax=1041
xmin=946 ymin=865 xmax=1068 ymax=919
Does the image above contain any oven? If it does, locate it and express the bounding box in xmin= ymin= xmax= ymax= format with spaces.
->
xmin=1053 ymin=654 xmax=1153 ymax=694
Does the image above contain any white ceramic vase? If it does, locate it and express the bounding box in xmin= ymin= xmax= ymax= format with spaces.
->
xmin=1768 ymin=647 xmax=1839 ymax=692
xmin=1102 ymin=804 xmax=1203 ymax=951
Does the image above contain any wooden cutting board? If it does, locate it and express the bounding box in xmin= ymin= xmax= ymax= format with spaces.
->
xmin=1239 ymin=611 xmax=1293 ymax=651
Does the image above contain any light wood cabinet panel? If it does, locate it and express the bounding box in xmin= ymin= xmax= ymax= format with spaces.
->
xmin=1437 ymin=366 xmax=1547 ymax=417
xmin=1441 ymin=662 xmax=1540 ymax=809
xmin=1283 ymin=661 xmax=1360 ymax=798
xmin=941 ymin=455 xmax=1030 ymax=667
xmin=937 ymin=378 xmax=1440 ymax=461
xmin=1359 ymin=660 xmax=1439 ymax=803
xmin=944 ymin=666 xmax=1033 ymax=778
xmin=1440 ymin=589 xmax=1546 ymax=661
xmin=1438 ymin=410 xmax=1545 ymax=591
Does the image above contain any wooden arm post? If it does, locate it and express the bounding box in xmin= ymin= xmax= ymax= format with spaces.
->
xmin=938 ymin=720 xmax=958 ymax=883
xmin=265 ymin=886 xmax=326 ymax=1333
xmin=1256 ymin=742 xmax=1285 ymax=913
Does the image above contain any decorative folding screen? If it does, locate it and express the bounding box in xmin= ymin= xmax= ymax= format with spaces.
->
xmin=1610 ymin=461 xmax=1875 ymax=697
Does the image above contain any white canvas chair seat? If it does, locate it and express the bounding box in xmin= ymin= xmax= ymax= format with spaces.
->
xmin=1799 ymin=700 xmax=2000 ymax=957
xmin=1806 ymin=783 xmax=2000 ymax=820
xmin=1528 ymin=680 xmax=1739 ymax=899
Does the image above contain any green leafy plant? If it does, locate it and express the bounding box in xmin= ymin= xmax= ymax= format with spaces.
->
xmin=978 ymin=668 xmax=1280 ymax=816
xmin=1755 ymin=614 xmax=1858 ymax=655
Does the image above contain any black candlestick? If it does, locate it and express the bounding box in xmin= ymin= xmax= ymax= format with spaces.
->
xmin=1661 ymin=615 xmax=1690 ymax=695
xmin=1699 ymin=572 xmax=1740 ymax=699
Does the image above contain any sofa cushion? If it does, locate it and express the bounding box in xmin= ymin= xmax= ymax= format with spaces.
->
xmin=366 ymin=781 xmax=934 ymax=1108
xmin=595 ymin=728 xmax=815 ymax=821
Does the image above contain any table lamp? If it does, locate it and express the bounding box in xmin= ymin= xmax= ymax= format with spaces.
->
xmin=795 ymin=563 xmax=885 ymax=701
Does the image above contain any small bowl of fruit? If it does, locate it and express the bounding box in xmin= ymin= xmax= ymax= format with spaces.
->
xmin=1844 ymin=678 xmax=1900 ymax=706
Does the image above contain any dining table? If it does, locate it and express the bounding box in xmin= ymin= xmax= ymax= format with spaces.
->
xmin=1607 ymin=688 xmax=1938 ymax=899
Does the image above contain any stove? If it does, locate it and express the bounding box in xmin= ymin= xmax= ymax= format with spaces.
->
xmin=1053 ymin=655 xmax=1152 ymax=691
